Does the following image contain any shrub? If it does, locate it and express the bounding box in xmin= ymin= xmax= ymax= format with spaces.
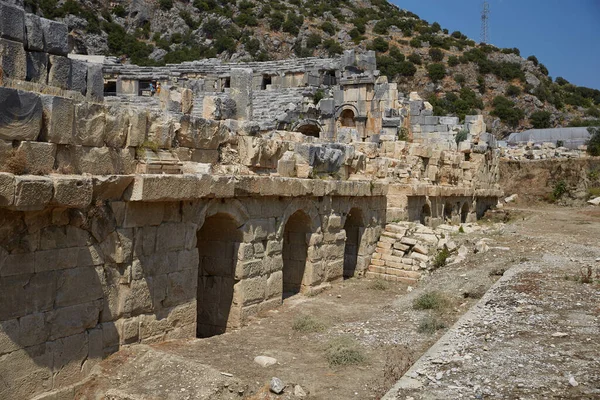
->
xmin=431 ymin=22 xmax=441 ymax=32
xmin=158 ymin=0 xmax=173 ymax=11
xmin=397 ymin=61 xmax=416 ymax=77
xmin=413 ymin=291 xmax=448 ymax=310
xmin=269 ymin=12 xmax=284 ymax=31
xmin=427 ymin=63 xmax=446 ymax=82
xmin=370 ymin=37 xmax=389 ymax=52
xmin=587 ymin=126 xmax=600 ymax=157
xmin=428 ymin=48 xmax=443 ymax=62
xmin=373 ymin=19 xmax=389 ymax=34
xmin=408 ymin=53 xmax=422 ymax=65
xmin=325 ymin=336 xmax=365 ymax=367
xmin=2 ymin=149 xmax=28 ymax=175
xmin=454 ymin=74 xmax=465 ymax=85
xmin=506 ymin=85 xmax=522 ymax=97
xmin=417 ymin=315 xmax=446 ymax=334
xmin=530 ymin=110 xmax=552 ymax=129
xmin=552 ymin=180 xmax=568 ymax=199
xmin=320 ymin=21 xmax=336 ymax=35
xmin=451 ymin=30 xmax=466 ymax=39
xmin=323 ymin=39 xmax=343 ymax=56
xmin=539 ymin=63 xmax=549 ymax=76
xmin=292 ymin=315 xmax=326 ymax=333
xmin=585 ymin=107 xmax=600 ymax=118
xmin=113 ymin=4 xmax=127 ymax=18
xmin=389 ymin=46 xmax=405 ymax=62
xmin=491 ymin=95 xmax=524 ymax=127
xmin=447 ymin=55 xmax=459 ymax=67
xmin=527 ymin=55 xmax=539 ymax=66
xmin=433 ymin=247 xmax=450 ymax=269
xmin=455 ymin=129 xmax=468 ymax=144
xmin=555 ymin=76 xmax=569 ymax=86
xmin=306 ymin=33 xmax=322 ymax=49
xmin=410 ymin=38 xmax=421 ymax=48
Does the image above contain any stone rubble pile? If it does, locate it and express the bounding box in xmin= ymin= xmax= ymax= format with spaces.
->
xmin=500 ymin=142 xmax=589 ymax=160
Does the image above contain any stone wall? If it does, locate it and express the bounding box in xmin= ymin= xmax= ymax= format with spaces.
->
xmin=0 ymin=173 xmax=385 ymax=399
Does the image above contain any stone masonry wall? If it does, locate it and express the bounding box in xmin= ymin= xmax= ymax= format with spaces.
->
xmin=0 ymin=172 xmax=385 ymax=399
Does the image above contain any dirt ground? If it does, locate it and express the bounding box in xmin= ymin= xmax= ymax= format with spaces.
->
xmin=74 ymin=205 xmax=600 ymax=400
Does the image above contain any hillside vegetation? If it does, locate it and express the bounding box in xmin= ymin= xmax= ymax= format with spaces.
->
xmin=25 ymin=0 xmax=600 ymax=137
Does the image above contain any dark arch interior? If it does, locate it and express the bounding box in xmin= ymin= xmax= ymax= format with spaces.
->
xmin=461 ymin=202 xmax=470 ymax=223
xmin=340 ymin=109 xmax=356 ymax=127
xmin=444 ymin=202 xmax=453 ymax=221
xmin=196 ymin=213 xmax=242 ymax=338
xmin=282 ymin=211 xmax=312 ymax=299
xmin=343 ymin=208 xmax=364 ymax=279
xmin=420 ymin=204 xmax=431 ymax=225
xmin=297 ymin=124 xmax=321 ymax=138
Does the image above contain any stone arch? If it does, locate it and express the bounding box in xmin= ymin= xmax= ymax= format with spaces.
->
xmin=420 ymin=203 xmax=431 ymax=225
xmin=339 ymin=109 xmax=356 ymax=127
xmin=461 ymin=202 xmax=470 ymax=223
xmin=292 ymin=119 xmax=322 ymax=138
xmin=335 ymin=104 xmax=359 ymax=120
xmin=343 ymin=207 xmax=365 ymax=279
xmin=277 ymin=198 xmax=321 ymax=240
xmin=443 ymin=201 xmax=453 ymax=222
xmin=282 ymin=210 xmax=312 ymax=298
xmin=196 ymin=212 xmax=243 ymax=338
xmin=194 ymin=199 xmax=250 ymax=230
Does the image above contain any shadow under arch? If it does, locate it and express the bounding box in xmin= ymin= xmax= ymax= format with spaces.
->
xmin=342 ymin=207 xmax=365 ymax=279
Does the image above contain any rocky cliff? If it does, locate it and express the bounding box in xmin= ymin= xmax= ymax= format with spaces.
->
xmin=23 ymin=0 xmax=600 ymax=137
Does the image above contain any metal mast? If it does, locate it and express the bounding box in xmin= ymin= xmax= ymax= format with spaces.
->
xmin=480 ymin=1 xmax=490 ymax=44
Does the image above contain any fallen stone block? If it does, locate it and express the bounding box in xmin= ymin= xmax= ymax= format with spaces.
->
xmin=0 ymin=86 xmax=42 ymax=140
xmin=0 ymin=2 xmax=25 ymax=43
xmin=24 ymin=13 xmax=44 ymax=51
xmin=39 ymin=17 xmax=69 ymax=55
xmin=40 ymin=95 xmax=74 ymax=144
xmin=25 ymin=50 xmax=47 ymax=84
xmin=0 ymin=38 xmax=26 ymax=80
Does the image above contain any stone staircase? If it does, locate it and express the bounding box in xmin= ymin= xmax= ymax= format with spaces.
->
xmin=251 ymin=88 xmax=305 ymax=123
xmin=366 ymin=222 xmax=444 ymax=285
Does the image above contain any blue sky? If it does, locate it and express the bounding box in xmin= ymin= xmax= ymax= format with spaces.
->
xmin=391 ymin=0 xmax=600 ymax=90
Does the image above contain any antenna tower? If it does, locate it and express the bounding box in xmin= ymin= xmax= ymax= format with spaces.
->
xmin=480 ymin=1 xmax=490 ymax=44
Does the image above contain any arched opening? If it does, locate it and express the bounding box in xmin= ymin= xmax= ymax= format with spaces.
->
xmin=196 ymin=213 xmax=242 ymax=338
xmin=282 ymin=210 xmax=312 ymax=299
xmin=461 ymin=202 xmax=470 ymax=224
xmin=443 ymin=202 xmax=453 ymax=222
xmin=340 ymin=109 xmax=356 ymax=127
xmin=420 ymin=204 xmax=431 ymax=225
xmin=297 ymin=124 xmax=321 ymax=138
xmin=343 ymin=208 xmax=364 ymax=279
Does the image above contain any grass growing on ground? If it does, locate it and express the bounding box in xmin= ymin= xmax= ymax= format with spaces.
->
xmin=368 ymin=279 xmax=390 ymax=291
xmin=413 ymin=291 xmax=448 ymax=310
xmin=417 ymin=315 xmax=447 ymax=334
xmin=292 ymin=315 xmax=326 ymax=333
xmin=325 ymin=336 xmax=366 ymax=367
xmin=432 ymin=247 xmax=451 ymax=269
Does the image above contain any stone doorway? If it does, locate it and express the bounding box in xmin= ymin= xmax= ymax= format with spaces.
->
xmin=282 ymin=211 xmax=312 ymax=299
xmin=461 ymin=202 xmax=470 ymax=223
xmin=196 ymin=213 xmax=242 ymax=338
xmin=343 ymin=208 xmax=364 ymax=279
xmin=420 ymin=204 xmax=431 ymax=225
xmin=340 ymin=109 xmax=356 ymax=127
xmin=444 ymin=202 xmax=453 ymax=222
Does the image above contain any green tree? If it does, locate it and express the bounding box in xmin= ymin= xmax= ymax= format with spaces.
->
xmin=505 ymin=85 xmax=522 ymax=97
xmin=408 ymin=53 xmax=422 ymax=65
xmin=447 ymin=55 xmax=459 ymax=67
xmin=158 ymin=0 xmax=173 ymax=11
xmin=306 ymin=33 xmax=322 ymax=49
xmin=370 ymin=37 xmax=389 ymax=52
xmin=587 ymin=126 xmax=600 ymax=156
xmin=428 ymin=48 xmax=443 ymax=62
xmin=320 ymin=21 xmax=336 ymax=36
xmin=491 ymin=96 xmax=524 ymax=127
xmin=427 ymin=63 xmax=446 ymax=82
xmin=530 ymin=111 xmax=552 ymax=129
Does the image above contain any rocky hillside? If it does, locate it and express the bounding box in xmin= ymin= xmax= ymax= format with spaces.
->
xmin=25 ymin=0 xmax=600 ymax=137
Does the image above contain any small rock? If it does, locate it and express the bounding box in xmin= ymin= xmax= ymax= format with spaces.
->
xmin=254 ymin=356 xmax=277 ymax=367
xmin=270 ymin=377 xmax=285 ymax=394
xmin=569 ymin=376 xmax=578 ymax=387
xmin=551 ymin=332 xmax=568 ymax=338
xmin=293 ymin=384 xmax=307 ymax=397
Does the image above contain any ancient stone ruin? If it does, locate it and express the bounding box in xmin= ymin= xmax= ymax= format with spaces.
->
xmin=0 ymin=2 xmax=502 ymax=398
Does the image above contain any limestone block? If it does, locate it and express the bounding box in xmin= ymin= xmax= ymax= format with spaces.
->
xmin=55 ymin=267 xmax=103 ymax=308
xmin=156 ymin=222 xmax=186 ymax=253
xmin=202 ymin=96 xmax=236 ymax=120
xmin=177 ymin=116 xmax=231 ymax=149
xmin=25 ymin=50 xmax=47 ymax=84
xmin=19 ymin=312 xmax=47 ymax=348
xmin=104 ymin=105 xmax=129 ymax=148
xmin=0 ymin=87 xmax=42 ymax=140
xmin=230 ymin=68 xmax=253 ymax=120
xmin=266 ymin=270 xmax=283 ymax=299
xmin=0 ymin=252 xmax=34 ymax=277
xmin=0 ymin=2 xmax=25 ymax=42
xmin=163 ymin=269 xmax=196 ymax=308
xmin=74 ymin=102 xmax=106 ymax=146
xmin=39 ymin=95 xmax=74 ymax=145
xmin=24 ymin=13 xmax=43 ymax=51
xmin=49 ymin=332 xmax=90 ymax=388
xmin=69 ymin=59 xmax=88 ymax=95
xmin=0 ymin=344 xmax=52 ymax=399
xmin=0 ymin=172 xmax=15 ymax=206
xmin=39 ymin=18 xmax=69 ymax=55
xmin=52 ymin=176 xmax=93 ymax=208
xmin=0 ymin=272 xmax=56 ymax=320
xmin=48 ymin=55 xmax=71 ymax=90
xmin=17 ymin=141 xmax=56 ymax=173
xmin=0 ymin=38 xmax=26 ymax=79
xmin=86 ymin=63 xmax=104 ymax=103
xmin=191 ymin=149 xmax=218 ymax=163
xmin=234 ymin=275 xmax=266 ymax=306
xmin=34 ymin=247 xmax=79 ymax=272
xmin=14 ymin=175 xmax=52 ymax=210
xmin=92 ymin=175 xmax=134 ymax=201
xmin=100 ymin=230 xmax=133 ymax=264
xmin=147 ymin=112 xmax=174 ymax=149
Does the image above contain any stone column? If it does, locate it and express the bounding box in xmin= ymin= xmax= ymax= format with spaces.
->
xmin=230 ymin=68 xmax=253 ymax=120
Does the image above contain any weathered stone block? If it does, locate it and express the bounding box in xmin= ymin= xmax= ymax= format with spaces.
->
xmin=0 ymin=252 xmax=34 ymax=277
xmin=105 ymin=105 xmax=128 ymax=148
xmin=24 ymin=13 xmax=44 ymax=51
xmin=0 ymin=38 xmax=26 ymax=80
xmin=52 ymin=176 xmax=93 ymax=208
xmin=25 ymin=50 xmax=47 ymax=84
xmin=100 ymin=229 xmax=133 ymax=264
xmin=0 ymin=344 xmax=52 ymax=399
xmin=14 ymin=175 xmax=52 ymax=210
xmin=126 ymin=107 xmax=147 ymax=147
xmin=163 ymin=269 xmax=196 ymax=308
xmin=0 ymin=272 xmax=56 ymax=320
xmin=39 ymin=17 xmax=69 ymax=55
xmin=55 ymin=267 xmax=103 ymax=308
xmin=0 ymin=172 xmax=15 ymax=206
xmin=46 ymin=301 xmax=100 ymax=341
xmin=176 ymin=116 xmax=230 ymax=149
xmin=0 ymin=87 xmax=42 ymax=141
xmin=69 ymin=59 xmax=88 ymax=95
xmin=17 ymin=141 xmax=56 ymax=174
xmin=34 ymin=247 xmax=79 ymax=272
xmin=48 ymin=332 xmax=89 ymax=388
xmin=230 ymin=68 xmax=253 ymax=120
xmin=86 ymin=63 xmax=104 ymax=102
xmin=40 ymin=95 xmax=74 ymax=144
xmin=0 ymin=2 xmax=25 ymax=42
xmin=48 ymin=55 xmax=71 ymax=90
xmin=74 ymin=102 xmax=106 ymax=146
